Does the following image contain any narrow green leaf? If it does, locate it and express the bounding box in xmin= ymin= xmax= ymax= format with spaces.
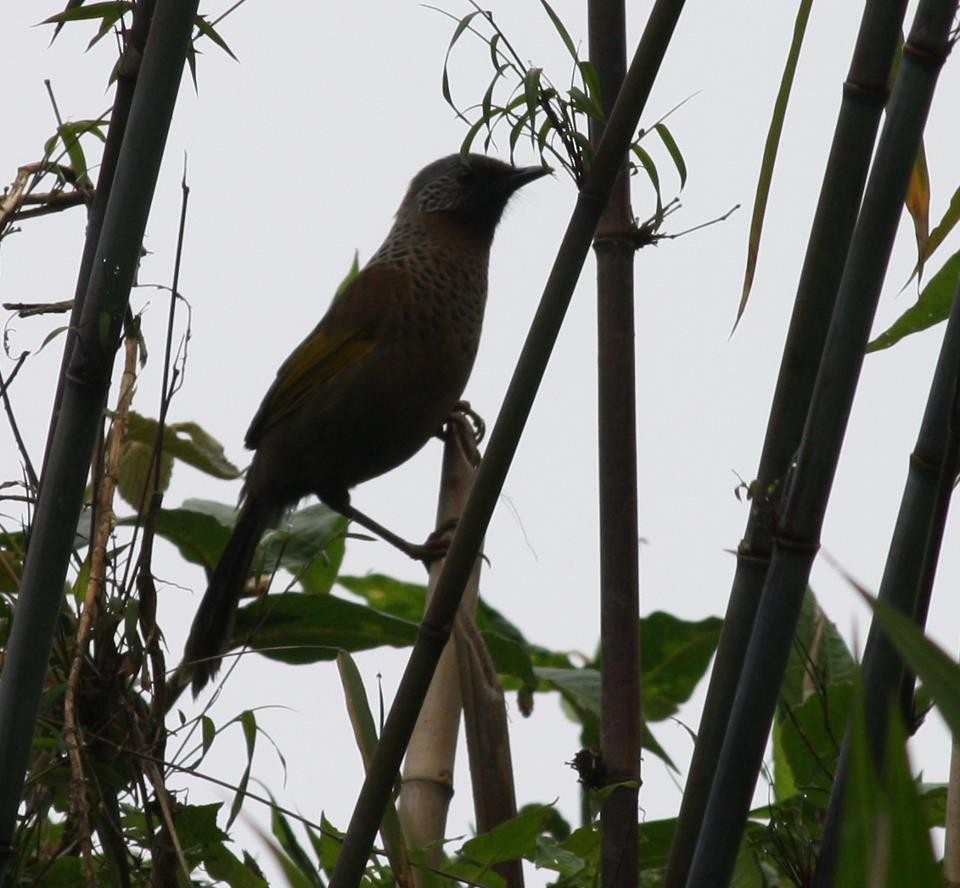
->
xmin=227 ymin=709 xmax=258 ymax=828
xmin=736 ymin=0 xmax=814 ymax=329
xmin=271 ymin=805 xmax=323 ymax=888
xmin=539 ymin=0 xmax=578 ymax=61
xmin=654 ymin=122 xmax=687 ymax=189
xmin=523 ymin=67 xmax=543 ymax=120
xmin=867 ymin=250 xmax=960 ymax=351
xmin=568 ymin=87 xmax=603 ymax=121
xmin=41 ymin=1 xmax=133 ymax=26
xmin=631 ymin=144 xmax=663 ymax=218
xmin=194 ymin=14 xmax=238 ymax=61
xmin=924 ymin=184 xmax=960 ymax=262
xmin=577 ymin=61 xmax=602 ymax=111
xmin=857 ymin=586 xmax=960 ymax=737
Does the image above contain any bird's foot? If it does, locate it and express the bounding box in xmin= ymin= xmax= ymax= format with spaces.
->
xmin=404 ymin=516 xmax=459 ymax=566
xmin=446 ymin=401 xmax=484 ymax=466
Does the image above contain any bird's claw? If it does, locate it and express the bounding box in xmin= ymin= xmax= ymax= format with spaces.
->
xmin=409 ymin=516 xmax=459 ymax=567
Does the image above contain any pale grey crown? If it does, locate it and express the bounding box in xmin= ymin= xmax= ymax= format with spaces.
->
xmin=400 ymin=153 xmax=547 ymax=232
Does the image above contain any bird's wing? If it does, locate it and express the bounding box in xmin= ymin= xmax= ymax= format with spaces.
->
xmin=245 ymin=262 xmax=410 ymax=447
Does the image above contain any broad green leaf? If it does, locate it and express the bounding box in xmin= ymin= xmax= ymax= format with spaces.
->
xmin=641 ymin=611 xmax=722 ymax=721
xmin=778 ymin=682 xmax=852 ymax=802
xmin=259 ymin=505 xmax=345 ymax=595
xmin=868 ymin=250 xmax=960 ymax=351
xmin=203 ymin=841 xmax=268 ymax=888
xmin=233 ymin=592 xmax=418 ymax=664
xmin=459 ymin=804 xmax=553 ymax=868
xmin=780 ymin=587 xmax=855 ymax=711
xmin=124 ymin=413 xmax=241 ymax=480
xmin=117 ymin=439 xmax=173 ymax=510
xmin=173 ymin=802 xmax=229 ymax=850
xmin=140 ymin=499 xmax=237 ymax=569
xmin=736 ymin=0 xmax=814 ymax=328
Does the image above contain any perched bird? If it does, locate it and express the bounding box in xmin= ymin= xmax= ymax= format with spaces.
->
xmin=183 ymin=153 xmax=547 ymax=694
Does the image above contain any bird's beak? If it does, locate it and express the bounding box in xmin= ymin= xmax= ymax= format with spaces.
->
xmin=506 ymin=164 xmax=552 ymax=193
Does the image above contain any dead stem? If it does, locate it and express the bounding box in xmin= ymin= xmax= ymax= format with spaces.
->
xmin=62 ymin=333 xmax=139 ymax=886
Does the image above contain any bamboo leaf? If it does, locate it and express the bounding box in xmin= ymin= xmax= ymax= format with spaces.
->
xmin=735 ymin=0 xmax=814 ymax=329
xmin=539 ymin=0 xmax=578 ymax=61
xmin=856 ymin=586 xmax=960 ymax=738
xmin=905 ymin=142 xmax=931 ymax=279
xmin=41 ymin=1 xmax=132 ymax=26
xmin=654 ymin=122 xmax=687 ymax=189
xmin=867 ymin=250 xmax=960 ymax=351
xmin=194 ymin=14 xmax=238 ymax=61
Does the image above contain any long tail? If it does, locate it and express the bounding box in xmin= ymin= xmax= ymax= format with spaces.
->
xmin=182 ymin=499 xmax=277 ymax=697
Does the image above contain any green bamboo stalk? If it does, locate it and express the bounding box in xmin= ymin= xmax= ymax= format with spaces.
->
xmin=327 ymin=3 xmax=689 ymax=883
xmin=815 ymin=272 xmax=960 ymax=884
xmin=37 ymin=0 xmax=158 ymax=487
xmin=663 ymin=2 xmax=909 ymax=881
xmin=587 ymin=1 xmax=641 ymax=886
xmin=684 ymin=0 xmax=958 ymax=883
xmin=0 ymin=0 xmax=199 ymax=875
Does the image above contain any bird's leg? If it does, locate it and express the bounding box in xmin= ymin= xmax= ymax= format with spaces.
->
xmin=331 ymin=498 xmax=452 ymax=566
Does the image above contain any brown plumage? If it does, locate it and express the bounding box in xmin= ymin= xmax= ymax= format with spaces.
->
xmin=182 ymin=153 xmax=547 ymax=694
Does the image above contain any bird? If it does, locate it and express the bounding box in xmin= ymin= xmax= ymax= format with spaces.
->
xmin=181 ymin=152 xmax=548 ymax=695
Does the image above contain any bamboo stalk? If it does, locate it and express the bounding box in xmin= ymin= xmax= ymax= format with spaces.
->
xmin=815 ymin=271 xmax=960 ymax=883
xmin=399 ymin=417 xmax=483 ymax=884
xmin=662 ymin=2 xmax=909 ymax=881
xmin=684 ymin=0 xmax=958 ymax=883
xmin=587 ymin=1 xmax=641 ymax=885
xmin=327 ymin=4 xmax=689 ymax=883
xmin=0 ymin=0 xmax=200 ymax=874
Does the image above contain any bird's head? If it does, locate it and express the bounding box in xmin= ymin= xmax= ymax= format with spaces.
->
xmin=401 ymin=153 xmax=549 ymax=238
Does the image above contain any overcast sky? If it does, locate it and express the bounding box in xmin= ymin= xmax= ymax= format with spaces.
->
xmin=2 ymin=1 xmax=959 ymax=884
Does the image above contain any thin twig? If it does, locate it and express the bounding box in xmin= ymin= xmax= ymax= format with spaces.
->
xmin=2 ymin=300 xmax=74 ymax=318
xmin=0 ymin=354 xmax=39 ymax=493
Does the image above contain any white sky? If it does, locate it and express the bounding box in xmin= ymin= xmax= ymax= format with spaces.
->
xmin=2 ymin=1 xmax=959 ymax=885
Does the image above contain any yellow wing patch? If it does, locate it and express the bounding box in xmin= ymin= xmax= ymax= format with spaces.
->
xmin=245 ymin=262 xmax=411 ymax=447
